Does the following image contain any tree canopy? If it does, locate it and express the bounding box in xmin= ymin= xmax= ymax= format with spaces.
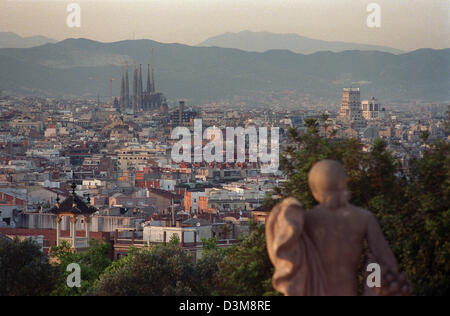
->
xmin=0 ymin=237 xmax=57 ymax=296
xmin=50 ymin=239 xmax=112 ymax=296
xmin=93 ymin=243 xmax=196 ymax=296
xmin=268 ymin=120 xmax=449 ymax=296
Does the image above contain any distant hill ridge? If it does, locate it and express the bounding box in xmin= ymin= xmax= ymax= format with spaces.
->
xmin=198 ymin=31 xmax=404 ymax=55
xmin=0 ymin=37 xmax=448 ymax=103
xmin=0 ymin=32 xmax=57 ymax=48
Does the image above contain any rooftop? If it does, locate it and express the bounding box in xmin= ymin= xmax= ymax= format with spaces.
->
xmin=48 ymin=183 xmax=98 ymax=216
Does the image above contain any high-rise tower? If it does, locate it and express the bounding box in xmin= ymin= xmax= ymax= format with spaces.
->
xmin=338 ymin=88 xmax=365 ymax=128
xmin=362 ymin=97 xmax=380 ymax=120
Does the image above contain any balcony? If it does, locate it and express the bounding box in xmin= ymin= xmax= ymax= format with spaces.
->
xmin=59 ymin=237 xmax=90 ymax=249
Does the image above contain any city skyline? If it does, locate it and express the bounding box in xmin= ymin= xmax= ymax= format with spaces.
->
xmin=0 ymin=0 xmax=448 ymax=299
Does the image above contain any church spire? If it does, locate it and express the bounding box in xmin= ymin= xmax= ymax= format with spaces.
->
xmin=151 ymin=48 xmax=155 ymax=93
xmin=146 ymin=64 xmax=152 ymax=94
xmin=132 ymin=61 xmax=138 ymax=111
xmin=125 ymin=65 xmax=129 ymax=108
xmin=138 ymin=64 xmax=143 ymax=107
xmin=120 ymin=68 xmax=125 ymax=109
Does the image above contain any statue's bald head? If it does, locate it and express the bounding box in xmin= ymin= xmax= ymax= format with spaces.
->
xmin=308 ymin=160 xmax=350 ymax=209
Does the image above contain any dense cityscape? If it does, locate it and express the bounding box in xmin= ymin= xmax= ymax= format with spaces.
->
xmin=0 ymin=0 xmax=448 ymax=300
xmin=1 ymin=69 xmax=447 ymax=255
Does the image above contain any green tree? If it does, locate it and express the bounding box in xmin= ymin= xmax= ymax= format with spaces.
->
xmin=262 ymin=191 xmax=278 ymax=211
xmin=94 ymin=243 xmax=196 ymax=296
xmin=221 ymin=224 xmax=232 ymax=240
xmin=274 ymin=121 xmax=449 ymax=296
xmin=213 ymin=225 xmax=278 ymax=296
xmin=169 ymin=233 xmax=180 ymax=245
xmin=320 ymin=112 xmax=331 ymax=137
xmin=278 ymin=122 xmax=367 ymax=209
xmin=50 ymin=239 xmax=111 ymax=296
xmin=194 ymin=237 xmax=225 ymax=295
xmin=399 ymin=140 xmax=450 ymax=295
xmin=0 ymin=237 xmax=57 ymax=296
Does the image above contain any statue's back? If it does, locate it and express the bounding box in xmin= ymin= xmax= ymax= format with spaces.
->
xmin=266 ymin=160 xmax=412 ymax=296
xmin=304 ymin=204 xmax=370 ymax=295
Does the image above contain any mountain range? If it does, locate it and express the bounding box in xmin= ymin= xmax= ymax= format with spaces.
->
xmin=198 ymin=31 xmax=404 ymax=55
xmin=0 ymin=32 xmax=57 ymax=49
xmin=0 ymin=38 xmax=448 ymax=104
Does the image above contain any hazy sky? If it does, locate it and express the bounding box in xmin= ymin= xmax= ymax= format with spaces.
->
xmin=0 ymin=0 xmax=449 ymax=51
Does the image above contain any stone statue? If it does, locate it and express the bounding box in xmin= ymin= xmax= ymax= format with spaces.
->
xmin=266 ymin=160 xmax=412 ymax=296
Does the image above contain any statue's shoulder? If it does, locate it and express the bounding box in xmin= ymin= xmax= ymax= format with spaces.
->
xmin=268 ymin=197 xmax=304 ymax=227
xmin=277 ymin=197 xmax=303 ymax=210
xmin=345 ymin=204 xmax=376 ymax=225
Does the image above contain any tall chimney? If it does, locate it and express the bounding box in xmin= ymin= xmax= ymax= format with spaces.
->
xmin=171 ymin=198 xmax=175 ymax=227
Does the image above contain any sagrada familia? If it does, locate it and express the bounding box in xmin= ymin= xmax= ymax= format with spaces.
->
xmin=117 ymin=56 xmax=167 ymax=112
